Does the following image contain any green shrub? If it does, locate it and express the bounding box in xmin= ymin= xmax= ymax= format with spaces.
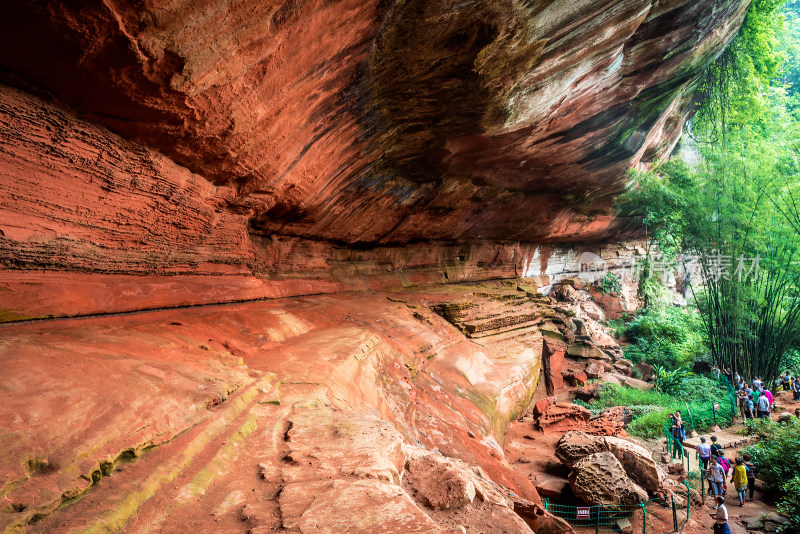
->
xmin=592 ymin=384 xmax=674 ymax=409
xmin=778 ymin=476 xmax=800 ymax=533
xmin=623 ymin=306 xmax=707 ymax=370
xmin=628 ymin=404 xmax=666 ymax=418
xmin=652 ymin=365 xmax=693 ymax=393
xmin=599 ymin=272 xmax=622 ymax=294
xmin=741 ymin=418 xmax=800 ymax=532
xmin=589 ymin=377 xmax=732 ymax=438
xmin=628 ymin=409 xmax=672 ymax=439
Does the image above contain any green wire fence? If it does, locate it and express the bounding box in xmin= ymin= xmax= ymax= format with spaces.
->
xmin=542 ymin=481 xmax=691 ymax=533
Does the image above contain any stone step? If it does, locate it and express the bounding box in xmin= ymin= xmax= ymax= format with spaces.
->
xmin=23 ymin=376 xmax=279 ymax=534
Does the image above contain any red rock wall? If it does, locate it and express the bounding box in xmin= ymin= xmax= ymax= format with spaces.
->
xmin=0 ymin=0 xmax=749 ymax=318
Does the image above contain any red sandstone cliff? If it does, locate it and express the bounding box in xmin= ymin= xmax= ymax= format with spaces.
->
xmin=0 ymin=0 xmax=747 ymax=319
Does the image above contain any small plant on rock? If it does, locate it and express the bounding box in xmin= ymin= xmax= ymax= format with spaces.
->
xmin=599 ymin=272 xmax=622 ymax=294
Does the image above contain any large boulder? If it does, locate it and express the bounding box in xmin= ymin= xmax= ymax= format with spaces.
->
xmin=556 ymin=432 xmax=663 ymax=493
xmin=554 ymin=431 xmax=607 ymax=468
xmin=569 ymin=452 xmax=648 ymax=506
xmin=604 ymin=436 xmax=662 ymax=493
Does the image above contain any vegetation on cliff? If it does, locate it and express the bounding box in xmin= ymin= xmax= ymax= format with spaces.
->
xmin=612 ymin=0 xmax=800 ymax=523
xmin=620 ymin=0 xmax=800 ymax=385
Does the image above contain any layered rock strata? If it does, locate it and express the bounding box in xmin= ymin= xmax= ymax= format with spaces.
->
xmin=0 ymin=0 xmax=749 ymax=318
xmin=0 ymin=283 xmax=567 ymax=533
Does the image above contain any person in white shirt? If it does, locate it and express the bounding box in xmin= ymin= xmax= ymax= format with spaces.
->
xmin=757 ymin=393 xmax=770 ymax=419
xmin=710 ymin=495 xmax=731 ymax=534
xmin=697 ymin=437 xmax=711 ymax=469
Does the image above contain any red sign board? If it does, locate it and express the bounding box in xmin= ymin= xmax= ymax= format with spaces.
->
xmin=714 ymin=402 xmax=720 ymax=411
xmin=577 ymin=507 xmax=591 ymax=519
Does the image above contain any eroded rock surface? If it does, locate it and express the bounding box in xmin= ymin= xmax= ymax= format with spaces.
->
xmin=0 ymin=0 xmax=749 ymax=319
xmin=0 ymin=284 xmax=568 ymax=533
xmin=556 ymin=431 xmax=665 ymax=497
xmin=569 ymin=452 xmax=649 ymax=506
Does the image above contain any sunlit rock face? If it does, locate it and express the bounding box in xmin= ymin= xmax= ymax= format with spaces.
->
xmin=0 ymin=0 xmax=747 ymax=317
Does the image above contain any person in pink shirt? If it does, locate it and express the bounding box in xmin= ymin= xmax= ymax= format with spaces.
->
xmin=764 ymin=389 xmax=773 ymax=406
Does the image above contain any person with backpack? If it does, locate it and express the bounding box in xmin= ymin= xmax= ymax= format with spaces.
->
xmin=731 ymin=458 xmax=748 ymax=506
xmin=763 ymin=388 xmax=774 ymax=407
xmin=737 ymin=388 xmax=749 ymax=421
xmin=710 ymin=436 xmax=723 ymax=457
xmin=745 ymin=395 xmax=755 ymax=420
xmin=669 ymin=414 xmax=684 ymax=459
xmin=742 ymin=453 xmax=757 ymax=502
xmin=675 ymin=410 xmax=686 ymax=441
xmin=782 ymin=372 xmax=792 ymax=391
xmin=706 ymin=456 xmax=726 ymax=498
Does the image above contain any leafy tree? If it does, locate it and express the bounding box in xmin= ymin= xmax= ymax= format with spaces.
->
xmin=618 ymin=0 xmax=800 ymax=385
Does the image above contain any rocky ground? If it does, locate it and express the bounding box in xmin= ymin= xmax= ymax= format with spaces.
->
xmin=1 ymin=280 xmax=587 ymax=534
xmin=4 ymin=273 xmax=787 ymax=533
xmin=502 ymin=365 xmax=798 ymax=534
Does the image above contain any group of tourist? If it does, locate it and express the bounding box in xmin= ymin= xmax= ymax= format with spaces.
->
xmin=712 ymin=366 xmax=800 ymax=419
xmin=696 ymin=436 xmax=756 ymax=504
xmin=697 ymin=435 xmax=758 ymax=534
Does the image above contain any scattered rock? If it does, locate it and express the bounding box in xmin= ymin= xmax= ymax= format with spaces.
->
xmin=635 ymin=362 xmax=654 ymax=381
xmin=570 ymin=318 xmax=587 ymax=336
xmin=567 ymin=342 xmax=611 ymax=361
xmin=553 ymin=284 xmax=579 ymax=304
xmin=533 ymin=397 xmax=591 ymax=432
xmin=564 ymin=370 xmax=589 ymax=387
xmin=574 ymin=382 xmax=601 ymax=401
xmin=584 ymin=410 xmax=628 ymax=437
xmin=593 ymin=332 xmax=618 ymax=348
xmin=761 ymin=511 xmax=789 ymax=532
xmin=593 ymin=407 xmax=633 ymax=428
xmin=778 ymin=412 xmax=793 ymax=423
xmin=667 ymin=462 xmax=684 ymax=476
xmin=741 ymin=516 xmax=763 ymax=530
xmin=560 ymin=278 xmax=587 ymax=290
xmin=405 ymin=452 xmax=476 ymax=510
xmin=581 ymin=300 xmax=605 ymax=321
xmin=534 ymin=476 xmax=570 ymax=500
xmin=569 ymin=452 xmax=648 ymax=506
xmin=613 ymin=362 xmax=634 ymax=376
xmin=585 ymin=361 xmax=606 ymax=379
